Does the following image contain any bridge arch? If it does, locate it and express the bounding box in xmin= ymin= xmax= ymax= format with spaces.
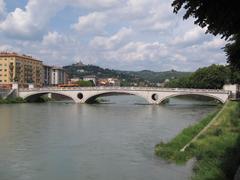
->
xmin=23 ymin=92 xmax=75 ymax=103
xmin=84 ymin=91 xmax=150 ymax=104
xmin=159 ymin=93 xmax=226 ymax=104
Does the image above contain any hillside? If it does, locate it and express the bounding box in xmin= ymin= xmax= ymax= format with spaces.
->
xmin=63 ymin=64 xmax=191 ymax=86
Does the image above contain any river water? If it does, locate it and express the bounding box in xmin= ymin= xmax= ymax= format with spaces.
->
xmin=0 ymin=95 xmax=216 ymax=180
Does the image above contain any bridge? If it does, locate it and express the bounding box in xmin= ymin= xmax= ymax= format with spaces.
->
xmin=18 ymin=87 xmax=231 ymax=104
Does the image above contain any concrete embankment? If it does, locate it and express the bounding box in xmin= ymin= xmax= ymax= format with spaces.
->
xmin=0 ymin=89 xmax=10 ymax=99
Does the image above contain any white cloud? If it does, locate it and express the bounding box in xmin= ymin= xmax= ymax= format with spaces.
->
xmin=133 ymin=2 xmax=176 ymax=32
xmin=104 ymin=41 xmax=169 ymax=62
xmin=171 ymin=54 xmax=187 ymax=62
xmin=72 ymin=12 xmax=107 ymax=34
xmin=0 ymin=0 xmax=119 ymax=39
xmin=0 ymin=0 xmax=65 ymax=39
xmin=0 ymin=0 xmax=228 ymax=71
xmin=172 ymin=27 xmax=206 ymax=45
xmin=69 ymin=0 xmax=119 ymax=9
xmin=90 ymin=27 xmax=133 ymax=49
xmin=126 ymin=0 xmax=151 ymax=16
xmin=42 ymin=31 xmax=65 ymax=46
xmin=202 ymin=38 xmax=226 ymax=50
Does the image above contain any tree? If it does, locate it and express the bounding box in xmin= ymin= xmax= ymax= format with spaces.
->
xmin=165 ymin=64 xmax=233 ymax=89
xmin=224 ymin=35 xmax=240 ymax=68
xmin=190 ymin=64 xmax=229 ymax=89
xmin=77 ymin=80 xmax=94 ymax=87
xmin=172 ymin=0 xmax=240 ymax=68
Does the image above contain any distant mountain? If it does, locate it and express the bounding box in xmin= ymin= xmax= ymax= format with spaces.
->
xmin=63 ymin=64 xmax=191 ymax=86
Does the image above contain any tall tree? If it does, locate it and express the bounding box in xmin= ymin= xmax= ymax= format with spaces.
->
xmin=172 ymin=0 xmax=240 ymax=68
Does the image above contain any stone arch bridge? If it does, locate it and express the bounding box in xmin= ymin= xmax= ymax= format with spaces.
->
xmin=18 ymin=87 xmax=231 ymax=104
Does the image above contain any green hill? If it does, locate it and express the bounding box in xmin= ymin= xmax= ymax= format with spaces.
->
xmin=63 ymin=64 xmax=191 ymax=86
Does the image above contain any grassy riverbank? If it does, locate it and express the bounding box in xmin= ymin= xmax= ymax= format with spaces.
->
xmin=0 ymin=97 xmax=26 ymax=104
xmin=155 ymin=101 xmax=240 ymax=180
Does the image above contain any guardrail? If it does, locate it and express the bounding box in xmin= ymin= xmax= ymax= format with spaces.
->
xmin=19 ymin=86 xmax=230 ymax=94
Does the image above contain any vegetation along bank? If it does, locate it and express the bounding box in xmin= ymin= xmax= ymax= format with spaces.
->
xmin=0 ymin=97 xmax=26 ymax=104
xmin=155 ymin=101 xmax=240 ymax=180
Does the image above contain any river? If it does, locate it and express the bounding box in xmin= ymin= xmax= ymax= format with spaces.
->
xmin=0 ymin=95 xmax=217 ymax=180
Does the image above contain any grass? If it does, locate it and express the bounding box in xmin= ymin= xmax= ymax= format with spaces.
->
xmin=155 ymin=101 xmax=240 ymax=180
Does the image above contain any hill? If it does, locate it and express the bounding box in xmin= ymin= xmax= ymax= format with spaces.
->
xmin=63 ymin=64 xmax=191 ymax=86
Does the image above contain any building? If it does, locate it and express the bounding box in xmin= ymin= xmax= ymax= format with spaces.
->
xmin=97 ymin=78 xmax=120 ymax=87
xmin=51 ymin=67 xmax=69 ymax=85
xmin=83 ymin=75 xmax=96 ymax=85
xmin=73 ymin=61 xmax=85 ymax=67
xmin=70 ymin=77 xmax=81 ymax=83
xmin=97 ymin=78 xmax=108 ymax=86
xmin=0 ymin=52 xmax=44 ymax=88
xmin=43 ymin=65 xmax=52 ymax=86
xmin=223 ymin=84 xmax=240 ymax=99
xmin=108 ymin=78 xmax=120 ymax=86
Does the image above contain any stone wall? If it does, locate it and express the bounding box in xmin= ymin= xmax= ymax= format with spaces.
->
xmin=0 ymin=89 xmax=10 ymax=98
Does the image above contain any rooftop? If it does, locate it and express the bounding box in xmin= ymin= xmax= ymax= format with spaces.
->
xmin=0 ymin=52 xmax=42 ymax=62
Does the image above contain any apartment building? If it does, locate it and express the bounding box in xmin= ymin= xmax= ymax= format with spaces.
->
xmin=51 ymin=67 xmax=68 ymax=85
xmin=43 ymin=65 xmax=52 ymax=86
xmin=0 ymin=52 xmax=44 ymax=88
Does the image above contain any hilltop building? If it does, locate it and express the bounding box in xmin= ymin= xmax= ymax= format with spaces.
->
xmin=73 ymin=61 xmax=85 ymax=67
xmin=0 ymin=52 xmax=44 ymax=88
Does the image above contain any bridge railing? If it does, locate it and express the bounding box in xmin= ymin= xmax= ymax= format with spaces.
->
xmin=19 ymin=86 xmax=230 ymax=94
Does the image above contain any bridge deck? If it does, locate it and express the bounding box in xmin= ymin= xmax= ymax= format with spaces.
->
xmin=19 ymin=87 xmax=229 ymax=94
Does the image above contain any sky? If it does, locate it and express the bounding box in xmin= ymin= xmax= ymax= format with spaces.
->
xmin=0 ymin=0 xmax=227 ymax=71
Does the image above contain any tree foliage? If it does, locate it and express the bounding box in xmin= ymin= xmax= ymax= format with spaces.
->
xmin=172 ymin=0 xmax=240 ymax=68
xmin=225 ymin=35 xmax=240 ymax=68
xmin=165 ymin=64 xmax=239 ymax=89
xmin=172 ymin=0 xmax=240 ymax=39
xmin=77 ymin=80 xmax=94 ymax=87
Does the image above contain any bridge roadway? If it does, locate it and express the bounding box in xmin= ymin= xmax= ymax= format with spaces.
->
xmin=18 ymin=87 xmax=231 ymax=104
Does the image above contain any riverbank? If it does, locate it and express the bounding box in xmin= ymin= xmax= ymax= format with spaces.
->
xmin=155 ymin=101 xmax=240 ymax=179
xmin=0 ymin=97 xmax=26 ymax=104
xmin=0 ymin=96 xmax=54 ymax=104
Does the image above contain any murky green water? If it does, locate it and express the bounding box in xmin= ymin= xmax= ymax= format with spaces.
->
xmin=0 ymin=95 xmax=216 ymax=180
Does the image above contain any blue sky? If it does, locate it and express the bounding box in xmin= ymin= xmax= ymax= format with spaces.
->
xmin=0 ymin=0 xmax=227 ymax=71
